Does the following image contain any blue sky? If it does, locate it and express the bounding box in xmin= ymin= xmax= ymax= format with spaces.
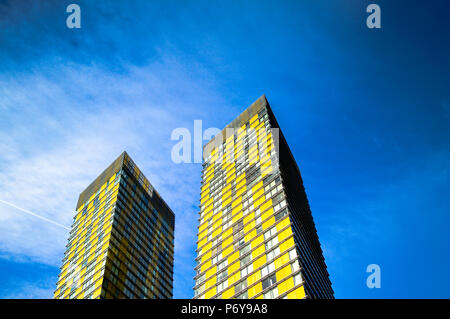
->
xmin=0 ymin=0 xmax=449 ymax=299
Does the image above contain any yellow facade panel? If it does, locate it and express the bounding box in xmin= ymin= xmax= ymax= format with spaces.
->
xmin=287 ymin=285 xmax=305 ymax=299
xmin=251 ymin=235 xmax=264 ymax=250
xmin=276 ymin=264 xmax=292 ymax=282
xmin=205 ymin=286 xmax=217 ymax=299
xmin=247 ymin=271 xmax=261 ymax=286
xmin=251 ymin=181 xmax=263 ymax=193
xmin=278 ymin=227 xmax=293 ymax=242
xmin=199 ymin=222 xmax=208 ymax=233
xmin=261 ymin=207 xmax=274 ymax=221
xmin=244 ymin=212 xmax=255 ymax=224
xmin=279 ymin=237 xmax=295 ymax=253
xmin=205 ymin=276 xmax=217 ymax=290
xmin=222 ymin=227 xmax=233 ymax=239
xmin=276 ymin=216 xmax=290 ymax=232
xmin=228 ymin=271 xmax=240 ymax=286
xmin=222 ymin=236 xmax=233 ymax=250
xmin=277 ymin=277 xmax=295 ymax=295
xmin=232 ymin=211 xmax=243 ymax=224
xmin=212 ymin=227 xmax=222 ymax=238
xmin=252 ymin=254 xmax=266 ymax=269
xmin=274 ymin=252 xmax=290 ymax=270
xmin=262 ymin=216 xmax=275 ymax=230
xmin=228 ymin=260 xmax=240 ymax=274
xmin=201 ymin=260 xmax=212 ymax=273
xmin=222 ymin=245 xmax=233 ymax=258
xmin=201 ymin=242 xmax=212 ymax=255
xmin=228 ymin=251 xmax=240 ymax=265
xmin=248 ymin=282 xmax=262 ymax=298
xmin=244 ymin=229 xmax=257 ymax=243
xmin=222 ymin=286 xmax=234 ymax=299
xmin=198 ymin=237 xmax=207 ymax=249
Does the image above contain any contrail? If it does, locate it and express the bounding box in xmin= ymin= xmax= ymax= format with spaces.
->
xmin=0 ymin=199 xmax=70 ymax=230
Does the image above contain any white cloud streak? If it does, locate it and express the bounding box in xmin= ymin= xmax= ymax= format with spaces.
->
xmin=0 ymin=199 xmax=70 ymax=230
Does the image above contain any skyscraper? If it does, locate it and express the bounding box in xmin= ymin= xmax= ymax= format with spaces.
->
xmin=193 ymin=95 xmax=333 ymax=299
xmin=54 ymin=152 xmax=175 ymax=299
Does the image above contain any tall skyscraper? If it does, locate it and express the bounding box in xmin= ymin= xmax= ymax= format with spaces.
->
xmin=54 ymin=152 xmax=175 ymax=299
xmin=193 ymin=95 xmax=333 ymax=299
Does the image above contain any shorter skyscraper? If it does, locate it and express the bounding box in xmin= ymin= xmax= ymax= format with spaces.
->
xmin=54 ymin=152 xmax=175 ymax=299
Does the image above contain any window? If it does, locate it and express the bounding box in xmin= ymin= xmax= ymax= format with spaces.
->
xmin=212 ymin=253 xmax=223 ymax=265
xmin=195 ymin=285 xmax=205 ymax=297
xmin=217 ymin=279 xmax=228 ymax=292
xmin=256 ymin=225 xmax=263 ymax=235
xmin=212 ymin=245 xmax=222 ymax=256
xmin=237 ymin=238 xmax=246 ymax=249
xmin=261 ymin=262 xmax=275 ymax=278
xmin=241 ymin=264 xmax=253 ymax=277
xmin=264 ymin=227 xmax=277 ymax=241
xmin=236 ymin=290 xmax=248 ymax=299
xmin=240 ymin=243 xmax=251 ymax=256
xmin=262 ymin=274 xmax=277 ymax=290
xmin=218 ymin=270 xmax=228 ymax=281
xmin=235 ymin=280 xmax=247 ymax=293
xmin=265 ymin=236 xmax=278 ymax=250
xmin=274 ymin=200 xmax=286 ymax=212
xmin=218 ymin=259 xmax=228 ymax=271
xmin=233 ymin=220 xmax=244 ymax=233
xmin=273 ymin=193 xmax=283 ymax=204
xmin=291 ymin=260 xmax=300 ymax=272
xmin=266 ymin=247 xmax=280 ymax=262
xmin=275 ymin=208 xmax=288 ymax=221
xmin=241 ymin=253 xmax=251 ymax=266
xmin=293 ymin=273 xmax=303 ymax=286
xmin=264 ymin=286 xmax=278 ymax=299
xmin=288 ymin=248 xmax=297 ymax=260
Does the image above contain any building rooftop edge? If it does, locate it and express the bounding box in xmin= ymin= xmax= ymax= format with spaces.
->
xmin=75 ymin=151 xmax=175 ymax=220
xmin=203 ymin=94 xmax=269 ymax=153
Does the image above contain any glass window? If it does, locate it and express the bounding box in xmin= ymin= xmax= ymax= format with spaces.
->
xmin=236 ymin=290 xmax=248 ymax=299
xmin=275 ymin=208 xmax=288 ymax=221
xmin=241 ymin=253 xmax=251 ymax=266
xmin=289 ymin=248 xmax=297 ymax=260
xmin=262 ymin=274 xmax=276 ymax=290
xmin=241 ymin=243 xmax=251 ymax=256
xmin=235 ymin=280 xmax=248 ymax=293
xmin=264 ymin=286 xmax=278 ymax=299
xmin=241 ymin=264 xmax=253 ymax=277
xmin=293 ymin=273 xmax=303 ymax=286
xmin=218 ymin=270 xmax=228 ymax=281
xmin=291 ymin=260 xmax=300 ymax=272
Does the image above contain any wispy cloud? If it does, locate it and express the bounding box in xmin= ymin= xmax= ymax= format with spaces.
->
xmin=2 ymin=281 xmax=55 ymax=299
xmin=0 ymin=58 xmax=230 ymax=297
xmin=0 ymin=0 xmax=237 ymax=297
